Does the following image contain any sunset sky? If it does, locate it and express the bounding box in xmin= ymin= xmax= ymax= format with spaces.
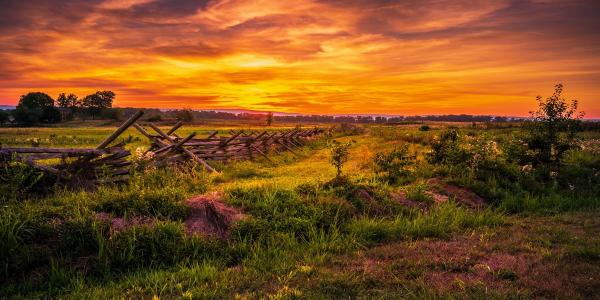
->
xmin=0 ymin=0 xmax=599 ymax=117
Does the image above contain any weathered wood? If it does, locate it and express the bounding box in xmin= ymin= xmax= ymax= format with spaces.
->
xmin=97 ymin=110 xmax=144 ymax=149
xmin=133 ymin=123 xmax=153 ymax=139
xmin=148 ymin=123 xmax=217 ymax=173
xmin=167 ymin=121 xmax=183 ymax=135
xmin=157 ymin=132 xmax=196 ymax=157
xmin=206 ymin=131 xmax=219 ymax=139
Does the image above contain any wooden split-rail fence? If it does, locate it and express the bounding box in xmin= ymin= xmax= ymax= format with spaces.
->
xmin=0 ymin=111 xmax=324 ymax=186
xmin=132 ymin=118 xmax=324 ymax=173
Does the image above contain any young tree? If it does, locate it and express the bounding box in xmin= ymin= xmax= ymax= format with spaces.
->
xmin=12 ymin=92 xmax=61 ymax=125
xmin=328 ymin=140 xmax=353 ymax=178
xmin=266 ymin=112 xmax=274 ymax=126
xmin=525 ymin=83 xmax=584 ymax=170
xmin=82 ymin=90 xmax=115 ymax=119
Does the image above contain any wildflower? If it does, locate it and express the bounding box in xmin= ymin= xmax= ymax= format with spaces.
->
xmin=144 ymin=151 xmax=155 ymax=160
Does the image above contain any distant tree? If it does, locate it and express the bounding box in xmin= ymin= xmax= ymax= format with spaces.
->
xmin=176 ymin=108 xmax=195 ymax=122
xmin=266 ymin=112 xmax=273 ymax=126
xmin=101 ymin=108 xmax=122 ymax=121
xmin=12 ymin=92 xmax=61 ymax=125
xmin=82 ymin=90 xmax=115 ymax=119
xmin=57 ymin=93 xmax=79 ymax=108
xmin=57 ymin=93 xmax=80 ymax=120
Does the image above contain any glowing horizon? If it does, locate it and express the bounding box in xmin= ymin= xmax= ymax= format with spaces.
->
xmin=1 ymin=0 xmax=599 ymax=117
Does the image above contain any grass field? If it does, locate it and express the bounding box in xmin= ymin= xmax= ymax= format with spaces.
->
xmin=1 ymin=121 xmax=599 ymax=299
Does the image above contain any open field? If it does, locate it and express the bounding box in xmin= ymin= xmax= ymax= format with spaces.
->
xmin=1 ymin=121 xmax=600 ymax=299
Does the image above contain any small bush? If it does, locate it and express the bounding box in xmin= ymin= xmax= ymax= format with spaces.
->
xmin=419 ymin=125 xmax=430 ymax=131
xmin=427 ymin=129 xmax=471 ymax=170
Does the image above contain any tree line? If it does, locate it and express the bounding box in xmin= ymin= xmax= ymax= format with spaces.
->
xmin=0 ymin=91 xmax=115 ymax=125
xmin=2 ymin=91 xmax=563 ymax=127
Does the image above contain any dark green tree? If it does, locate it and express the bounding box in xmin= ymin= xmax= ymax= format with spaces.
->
xmin=12 ymin=92 xmax=61 ymax=125
xmin=82 ymin=90 xmax=114 ymax=119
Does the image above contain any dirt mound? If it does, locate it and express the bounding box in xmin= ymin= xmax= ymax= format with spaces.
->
xmin=390 ymin=191 xmax=429 ymax=211
xmin=353 ymin=188 xmax=385 ymax=215
xmin=184 ymin=191 xmax=246 ymax=239
xmin=426 ymin=178 xmax=486 ymax=208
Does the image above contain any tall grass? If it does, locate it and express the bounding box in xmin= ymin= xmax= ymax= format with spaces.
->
xmin=348 ymin=202 xmax=505 ymax=245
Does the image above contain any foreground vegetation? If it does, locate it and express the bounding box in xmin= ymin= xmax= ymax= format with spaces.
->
xmin=1 ymin=88 xmax=599 ymax=299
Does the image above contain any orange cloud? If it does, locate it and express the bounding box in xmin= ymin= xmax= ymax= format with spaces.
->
xmin=0 ymin=0 xmax=599 ymax=117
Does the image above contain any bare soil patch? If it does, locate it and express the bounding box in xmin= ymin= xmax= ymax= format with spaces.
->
xmin=427 ymin=177 xmax=486 ymax=208
xmin=184 ymin=191 xmax=246 ymax=238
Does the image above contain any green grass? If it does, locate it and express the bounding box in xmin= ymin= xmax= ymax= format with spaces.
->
xmin=0 ymin=122 xmax=599 ymax=298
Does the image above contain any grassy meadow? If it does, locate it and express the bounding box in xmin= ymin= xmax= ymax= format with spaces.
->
xmin=1 ymin=120 xmax=600 ymax=299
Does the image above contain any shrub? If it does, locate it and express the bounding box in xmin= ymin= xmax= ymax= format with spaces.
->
xmin=556 ymin=150 xmax=600 ymax=197
xmin=427 ymin=129 xmax=470 ymax=169
xmin=373 ymin=144 xmax=415 ymax=184
xmin=419 ymin=125 xmax=430 ymax=131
